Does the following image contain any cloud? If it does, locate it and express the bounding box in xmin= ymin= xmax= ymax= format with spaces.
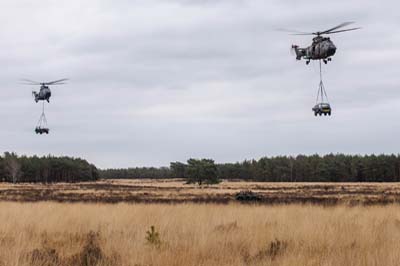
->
xmin=0 ymin=0 xmax=399 ymax=168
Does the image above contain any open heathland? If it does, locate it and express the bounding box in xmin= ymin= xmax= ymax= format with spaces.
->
xmin=0 ymin=179 xmax=400 ymax=205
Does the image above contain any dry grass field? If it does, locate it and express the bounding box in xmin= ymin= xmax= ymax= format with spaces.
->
xmin=1 ymin=203 xmax=400 ymax=266
xmin=0 ymin=179 xmax=400 ymax=205
xmin=1 ymin=179 xmax=400 ymax=266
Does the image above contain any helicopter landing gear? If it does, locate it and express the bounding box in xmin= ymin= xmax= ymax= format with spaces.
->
xmin=323 ymin=58 xmax=332 ymax=64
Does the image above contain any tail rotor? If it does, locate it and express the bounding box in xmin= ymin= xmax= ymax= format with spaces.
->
xmin=290 ymin=45 xmax=297 ymax=56
xmin=291 ymin=45 xmax=303 ymax=60
xmin=32 ymin=91 xmax=38 ymax=103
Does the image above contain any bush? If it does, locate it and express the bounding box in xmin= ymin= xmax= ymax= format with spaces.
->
xmin=145 ymin=226 xmax=161 ymax=248
xmin=235 ymin=190 xmax=262 ymax=202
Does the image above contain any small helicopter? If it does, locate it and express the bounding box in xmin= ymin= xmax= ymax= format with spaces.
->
xmin=279 ymin=22 xmax=360 ymax=64
xmin=21 ymin=78 xmax=68 ymax=103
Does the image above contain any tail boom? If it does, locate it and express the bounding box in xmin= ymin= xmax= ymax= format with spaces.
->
xmin=292 ymin=45 xmax=306 ymax=60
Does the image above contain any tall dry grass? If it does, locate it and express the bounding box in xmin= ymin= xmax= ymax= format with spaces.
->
xmin=0 ymin=202 xmax=399 ymax=266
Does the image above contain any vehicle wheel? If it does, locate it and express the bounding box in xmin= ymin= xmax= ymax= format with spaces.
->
xmin=314 ymin=112 xmax=317 ymax=116
xmin=324 ymin=113 xmax=327 ymax=116
xmin=328 ymin=112 xmax=331 ymax=116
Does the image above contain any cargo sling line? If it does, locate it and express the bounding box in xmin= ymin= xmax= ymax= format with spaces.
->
xmin=316 ymin=60 xmax=329 ymax=104
xmin=36 ymin=101 xmax=48 ymax=128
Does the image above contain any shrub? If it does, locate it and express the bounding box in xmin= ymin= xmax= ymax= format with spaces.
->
xmin=145 ymin=226 xmax=161 ymax=248
xmin=235 ymin=190 xmax=262 ymax=202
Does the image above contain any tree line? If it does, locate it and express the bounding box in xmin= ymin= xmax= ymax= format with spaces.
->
xmin=101 ymin=154 xmax=400 ymax=183
xmin=0 ymin=152 xmax=99 ymax=183
xmin=2 ymin=153 xmax=400 ymax=183
xmin=100 ymin=167 xmax=172 ymax=180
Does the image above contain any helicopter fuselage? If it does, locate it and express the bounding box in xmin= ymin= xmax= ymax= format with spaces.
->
xmin=292 ymin=36 xmax=337 ymax=64
xmin=33 ymin=85 xmax=51 ymax=103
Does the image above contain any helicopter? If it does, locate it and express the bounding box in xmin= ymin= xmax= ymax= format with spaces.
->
xmin=21 ymin=79 xmax=68 ymax=103
xmin=21 ymin=78 xmax=68 ymax=135
xmin=279 ymin=22 xmax=360 ymax=65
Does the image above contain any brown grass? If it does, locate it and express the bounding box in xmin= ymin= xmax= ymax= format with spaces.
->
xmin=0 ymin=179 xmax=400 ymax=205
xmin=1 ymin=180 xmax=400 ymax=265
xmin=0 ymin=202 xmax=400 ymax=266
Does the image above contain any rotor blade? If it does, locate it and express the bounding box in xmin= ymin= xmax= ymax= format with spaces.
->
xmin=20 ymin=79 xmax=41 ymax=85
xmin=320 ymin=21 xmax=355 ymax=34
xmin=276 ymin=28 xmax=312 ymax=35
xmin=20 ymin=82 xmax=41 ymax=85
xmin=325 ymin=27 xmax=361 ymax=34
xmin=291 ymin=33 xmax=317 ymax=36
xmin=45 ymin=78 xmax=69 ymax=85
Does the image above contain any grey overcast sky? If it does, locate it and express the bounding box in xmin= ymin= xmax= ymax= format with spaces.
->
xmin=0 ymin=0 xmax=399 ymax=168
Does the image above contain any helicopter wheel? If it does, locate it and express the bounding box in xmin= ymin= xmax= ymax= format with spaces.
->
xmin=323 ymin=60 xmax=328 ymax=64
xmin=306 ymin=61 xmax=310 ymax=65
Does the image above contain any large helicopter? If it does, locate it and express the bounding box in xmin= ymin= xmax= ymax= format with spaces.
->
xmin=279 ymin=22 xmax=360 ymax=65
xmin=21 ymin=79 xmax=68 ymax=103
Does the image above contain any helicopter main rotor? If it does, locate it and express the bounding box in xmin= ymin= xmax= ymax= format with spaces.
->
xmin=20 ymin=78 xmax=68 ymax=86
xmin=278 ymin=21 xmax=361 ymax=36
